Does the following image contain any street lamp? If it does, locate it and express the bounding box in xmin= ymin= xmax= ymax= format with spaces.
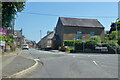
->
xmin=116 ymin=18 xmax=119 ymax=54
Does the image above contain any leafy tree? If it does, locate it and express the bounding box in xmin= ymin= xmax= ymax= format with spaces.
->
xmin=90 ymin=36 xmax=101 ymax=43
xmin=0 ymin=34 xmax=5 ymax=41
xmin=109 ymin=31 xmax=120 ymax=40
xmin=2 ymin=2 xmax=26 ymax=28
xmin=104 ymin=34 xmax=109 ymax=41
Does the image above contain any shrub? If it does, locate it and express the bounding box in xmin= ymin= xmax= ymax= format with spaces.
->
xmin=54 ymin=40 xmax=61 ymax=50
xmin=66 ymin=47 xmax=74 ymax=52
xmin=118 ymin=38 xmax=120 ymax=45
xmin=75 ymin=40 xmax=83 ymax=51
xmin=64 ymin=40 xmax=74 ymax=46
xmin=118 ymin=45 xmax=120 ymax=54
xmin=85 ymin=40 xmax=98 ymax=50
xmin=75 ymin=40 xmax=100 ymax=51
xmin=90 ymin=36 xmax=101 ymax=43
xmin=102 ymin=41 xmax=120 ymax=54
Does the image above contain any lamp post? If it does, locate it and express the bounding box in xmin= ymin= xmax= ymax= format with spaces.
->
xmin=116 ymin=18 xmax=119 ymax=54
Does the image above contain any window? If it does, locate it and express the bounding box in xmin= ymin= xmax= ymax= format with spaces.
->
xmin=90 ymin=32 xmax=95 ymax=37
xmin=77 ymin=32 xmax=82 ymax=40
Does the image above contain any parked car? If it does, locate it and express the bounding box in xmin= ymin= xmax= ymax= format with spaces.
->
xmin=22 ymin=44 xmax=29 ymax=50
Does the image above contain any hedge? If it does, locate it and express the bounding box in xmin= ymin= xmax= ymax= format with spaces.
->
xmin=64 ymin=40 xmax=100 ymax=51
xmin=102 ymin=41 xmax=120 ymax=54
xmin=75 ymin=40 xmax=83 ymax=51
xmin=64 ymin=40 xmax=120 ymax=53
xmin=118 ymin=38 xmax=120 ymax=45
xmin=64 ymin=40 xmax=74 ymax=46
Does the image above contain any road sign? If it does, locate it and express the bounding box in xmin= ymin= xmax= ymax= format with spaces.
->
xmin=82 ymin=40 xmax=85 ymax=43
xmin=82 ymin=36 xmax=86 ymax=43
xmin=14 ymin=32 xmax=17 ymax=36
xmin=0 ymin=41 xmax=5 ymax=46
xmin=73 ymin=37 xmax=75 ymax=41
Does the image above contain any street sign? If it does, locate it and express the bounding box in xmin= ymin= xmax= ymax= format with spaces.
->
xmin=82 ymin=40 xmax=85 ymax=43
xmin=0 ymin=41 xmax=5 ymax=46
xmin=14 ymin=36 xmax=17 ymax=38
xmin=82 ymin=36 xmax=86 ymax=43
xmin=14 ymin=32 xmax=17 ymax=36
xmin=73 ymin=37 xmax=75 ymax=41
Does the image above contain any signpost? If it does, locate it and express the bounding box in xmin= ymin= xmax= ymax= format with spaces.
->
xmin=73 ymin=36 xmax=75 ymax=51
xmin=0 ymin=41 xmax=5 ymax=47
xmin=82 ymin=36 xmax=86 ymax=52
xmin=0 ymin=41 xmax=5 ymax=54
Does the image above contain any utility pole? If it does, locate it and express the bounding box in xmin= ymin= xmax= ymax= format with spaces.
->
xmin=116 ymin=18 xmax=119 ymax=54
xmin=40 ymin=30 xmax=41 ymax=40
xmin=20 ymin=28 xmax=23 ymax=55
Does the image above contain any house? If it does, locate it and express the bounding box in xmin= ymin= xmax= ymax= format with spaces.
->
xmin=38 ymin=31 xmax=55 ymax=49
xmin=55 ymin=17 xmax=105 ymax=47
xmin=25 ymin=39 xmax=36 ymax=48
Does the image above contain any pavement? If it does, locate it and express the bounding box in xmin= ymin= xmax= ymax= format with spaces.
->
xmin=21 ymin=49 xmax=118 ymax=78
xmin=1 ymin=50 xmax=36 ymax=78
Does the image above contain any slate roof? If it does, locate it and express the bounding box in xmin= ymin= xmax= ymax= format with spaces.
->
xmin=59 ymin=17 xmax=104 ymax=28
xmin=41 ymin=31 xmax=54 ymax=41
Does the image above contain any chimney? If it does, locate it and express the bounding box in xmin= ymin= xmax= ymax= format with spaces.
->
xmin=47 ymin=31 xmax=50 ymax=34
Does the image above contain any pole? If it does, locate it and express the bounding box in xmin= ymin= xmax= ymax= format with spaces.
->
xmin=83 ymin=42 xmax=84 ymax=52
xmin=116 ymin=18 xmax=119 ymax=54
xmin=40 ymin=30 xmax=41 ymax=40
xmin=73 ymin=36 xmax=75 ymax=51
xmin=20 ymin=28 xmax=23 ymax=55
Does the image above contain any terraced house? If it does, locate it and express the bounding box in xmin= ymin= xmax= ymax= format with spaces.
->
xmin=55 ymin=17 xmax=105 ymax=47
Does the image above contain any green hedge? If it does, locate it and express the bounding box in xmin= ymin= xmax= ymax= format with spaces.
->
xmin=64 ymin=40 xmax=74 ymax=46
xmin=118 ymin=38 xmax=120 ymax=45
xmin=102 ymin=41 xmax=120 ymax=54
xmin=64 ymin=39 xmax=120 ymax=53
xmin=64 ymin=40 xmax=100 ymax=51
xmin=75 ymin=40 xmax=83 ymax=51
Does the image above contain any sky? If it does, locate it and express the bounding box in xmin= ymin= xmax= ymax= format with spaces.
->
xmin=14 ymin=2 xmax=118 ymax=43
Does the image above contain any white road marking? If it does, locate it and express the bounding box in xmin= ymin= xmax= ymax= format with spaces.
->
xmin=34 ymin=59 xmax=41 ymax=62
xmin=93 ymin=61 xmax=98 ymax=66
xmin=73 ymin=56 xmax=76 ymax=58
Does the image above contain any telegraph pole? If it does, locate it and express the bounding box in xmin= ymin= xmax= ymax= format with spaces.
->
xmin=116 ymin=18 xmax=119 ymax=54
xmin=40 ymin=30 xmax=41 ymax=40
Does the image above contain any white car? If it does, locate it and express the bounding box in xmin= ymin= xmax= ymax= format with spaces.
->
xmin=22 ymin=44 xmax=29 ymax=50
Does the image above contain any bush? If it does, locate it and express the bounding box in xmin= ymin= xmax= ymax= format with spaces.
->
xmin=90 ymin=36 xmax=101 ymax=43
xmin=85 ymin=40 xmax=99 ymax=50
xmin=118 ymin=38 xmax=120 ymax=45
xmin=64 ymin=40 xmax=74 ymax=46
xmin=75 ymin=40 xmax=83 ymax=51
xmin=54 ymin=40 xmax=61 ymax=49
xmin=102 ymin=41 xmax=120 ymax=54
xmin=66 ymin=47 xmax=74 ymax=52
xmin=75 ymin=40 xmax=100 ymax=51
xmin=118 ymin=45 xmax=120 ymax=54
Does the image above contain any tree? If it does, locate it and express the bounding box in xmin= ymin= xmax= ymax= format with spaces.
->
xmin=109 ymin=31 xmax=120 ymax=40
xmin=118 ymin=38 xmax=120 ymax=45
xmin=90 ymin=36 xmax=101 ymax=43
xmin=2 ymin=2 xmax=26 ymax=28
xmin=109 ymin=21 xmax=120 ymax=34
xmin=104 ymin=34 xmax=109 ymax=41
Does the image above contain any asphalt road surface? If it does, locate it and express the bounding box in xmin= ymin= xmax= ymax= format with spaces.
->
xmin=22 ymin=48 xmax=118 ymax=78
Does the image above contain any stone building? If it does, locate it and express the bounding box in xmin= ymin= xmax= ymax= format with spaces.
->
xmin=55 ymin=17 xmax=105 ymax=47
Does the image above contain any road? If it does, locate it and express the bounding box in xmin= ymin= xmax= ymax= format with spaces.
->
xmin=22 ymin=48 xmax=118 ymax=78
